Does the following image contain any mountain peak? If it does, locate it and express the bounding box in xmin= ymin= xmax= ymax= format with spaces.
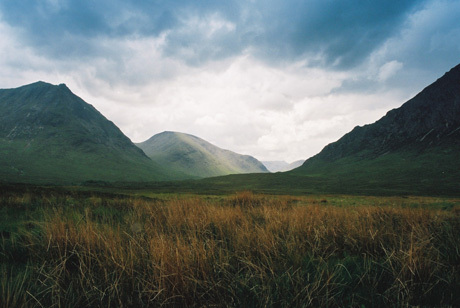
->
xmin=292 ymin=62 xmax=460 ymax=195
xmin=0 ymin=82 xmax=177 ymax=183
xmin=137 ymin=131 xmax=268 ymax=178
xmin=308 ymin=63 xmax=460 ymax=162
xmin=28 ymin=81 xmax=52 ymax=86
xmin=15 ymin=81 xmax=55 ymax=89
xmin=8 ymin=81 xmax=71 ymax=92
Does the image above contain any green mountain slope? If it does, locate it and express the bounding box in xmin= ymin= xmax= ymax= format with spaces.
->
xmin=136 ymin=131 xmax=269 ymax=178
xmin=289 ymin=63 xmax=460 ymax=195
xmin=0 ymin=82 xmax=182 ymax=184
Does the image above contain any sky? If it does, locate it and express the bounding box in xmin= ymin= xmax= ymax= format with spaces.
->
xmin=1 ymin=0 xmax=459 ymax=162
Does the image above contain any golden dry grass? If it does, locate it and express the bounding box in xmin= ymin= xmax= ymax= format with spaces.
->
xmin=1 ymin=191 xmax=460 ymax=307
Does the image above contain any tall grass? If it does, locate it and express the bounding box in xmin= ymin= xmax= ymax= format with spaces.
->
xmin=1 ymin=191 xmax=460 ymax=307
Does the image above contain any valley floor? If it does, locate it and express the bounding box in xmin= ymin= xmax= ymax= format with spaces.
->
xmin=1 ymin=186 xmax=460 ymax=307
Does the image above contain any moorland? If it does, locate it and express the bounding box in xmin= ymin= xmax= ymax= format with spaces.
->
xmin=1 ymin=185 xmax=460 ymax=307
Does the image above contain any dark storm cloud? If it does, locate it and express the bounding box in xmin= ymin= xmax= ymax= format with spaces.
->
xmin=0 ymin=0 xmax=177 ymax=57
xmin=252 ymin=0 xmax=426 ymax=67
xmin=0 ymin=0 xmax=432 ymax=67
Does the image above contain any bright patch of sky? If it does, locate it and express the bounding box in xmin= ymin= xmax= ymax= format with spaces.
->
xmin=1 ymin=0 xmax=459 ymax=162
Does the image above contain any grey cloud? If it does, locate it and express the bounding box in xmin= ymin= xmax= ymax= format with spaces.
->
xmin=0 ymin=0 xmax=432 ymax=68
xmin=384 ymin=0 xmax=460 ymax=73
xmin=335 ymin=0 xmax=460 ymax=97
xmin=250 ymin=0 xmax=427 ymax=67
xmin=158 ymin=0 xmax=429 ymax=68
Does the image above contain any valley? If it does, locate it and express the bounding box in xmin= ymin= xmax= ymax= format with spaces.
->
xmin=2 ymin=0 xmax=460 ymax=306
xmin=1 ymin=63 xmax=459 ymax=308
xmin=2 ymin=64 xmax=459 ymax=195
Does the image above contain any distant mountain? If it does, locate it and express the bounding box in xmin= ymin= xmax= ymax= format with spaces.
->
xmin=262 ymin=161 xmax=289 ymax=172
xmin=291 ymin=63 xmax=460 ymax=195
xmin=136 ymin=131 xmax=269 ymax=178
xmin=287 ymin=160 xmax=305 ymax=170
xmin=0 ymin=82 xmax=182 ymax=184
xmin=263 ymin=160 xmax=305 ymax=172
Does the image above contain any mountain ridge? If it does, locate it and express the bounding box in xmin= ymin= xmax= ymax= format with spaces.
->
xmin=2 ymin=61 xmax=459 ymax=196
xmin=136 ymin=131 xmax=269 ymax=178
xmin=303 ymin=63 xmax=460 ymax=163
xmin=289 ymin=63 xmax=460 ymax=194
xmin=0 ymin=81 xmax=182 ymax=184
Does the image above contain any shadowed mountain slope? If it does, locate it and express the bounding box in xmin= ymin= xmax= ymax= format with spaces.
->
xmin=0 ymin=82 xmax=182 ymax=184
xmin=289 ymin=63 xmax=460 ymax=194
xmin=136 ymin=131 xmax=269 ymax=178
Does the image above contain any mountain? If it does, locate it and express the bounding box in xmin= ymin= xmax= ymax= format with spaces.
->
xmin=136 ymin=131 xmax=269 ymax=178
xmin=291 ymin=63 xmax=460 ymax=195
xmin=0 ymin=81 xmax=182 ymax=184
xmin=263 ymin=160 xmax=305 ymax=172
xmin=287 ymin=160 xmax=306 ymax=171
xmin=262 ymin=161 xmax=289 ymax=172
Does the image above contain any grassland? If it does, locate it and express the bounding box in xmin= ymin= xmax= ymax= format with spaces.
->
xmin=1 ymin=187 xmax=460 ymax=307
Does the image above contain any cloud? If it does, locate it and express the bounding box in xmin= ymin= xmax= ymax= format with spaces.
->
xmin=0 ymin=0 xmax=430 ymax=68
xmin=367 ymin=0 xmax=460 ymax=88
xmin=68 ymin=55 xmax=406 ymax=162
xmin=247 ymin=0 xmax=427 ymax=67
xmin=1 ymin=0 xmax=459 ymax=162
xmin=377 ymin=61 xmax=404 ymax=82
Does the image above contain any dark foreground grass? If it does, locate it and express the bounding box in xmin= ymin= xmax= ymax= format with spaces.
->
xmin=1 ymin=190 xmax=460 ymax=307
